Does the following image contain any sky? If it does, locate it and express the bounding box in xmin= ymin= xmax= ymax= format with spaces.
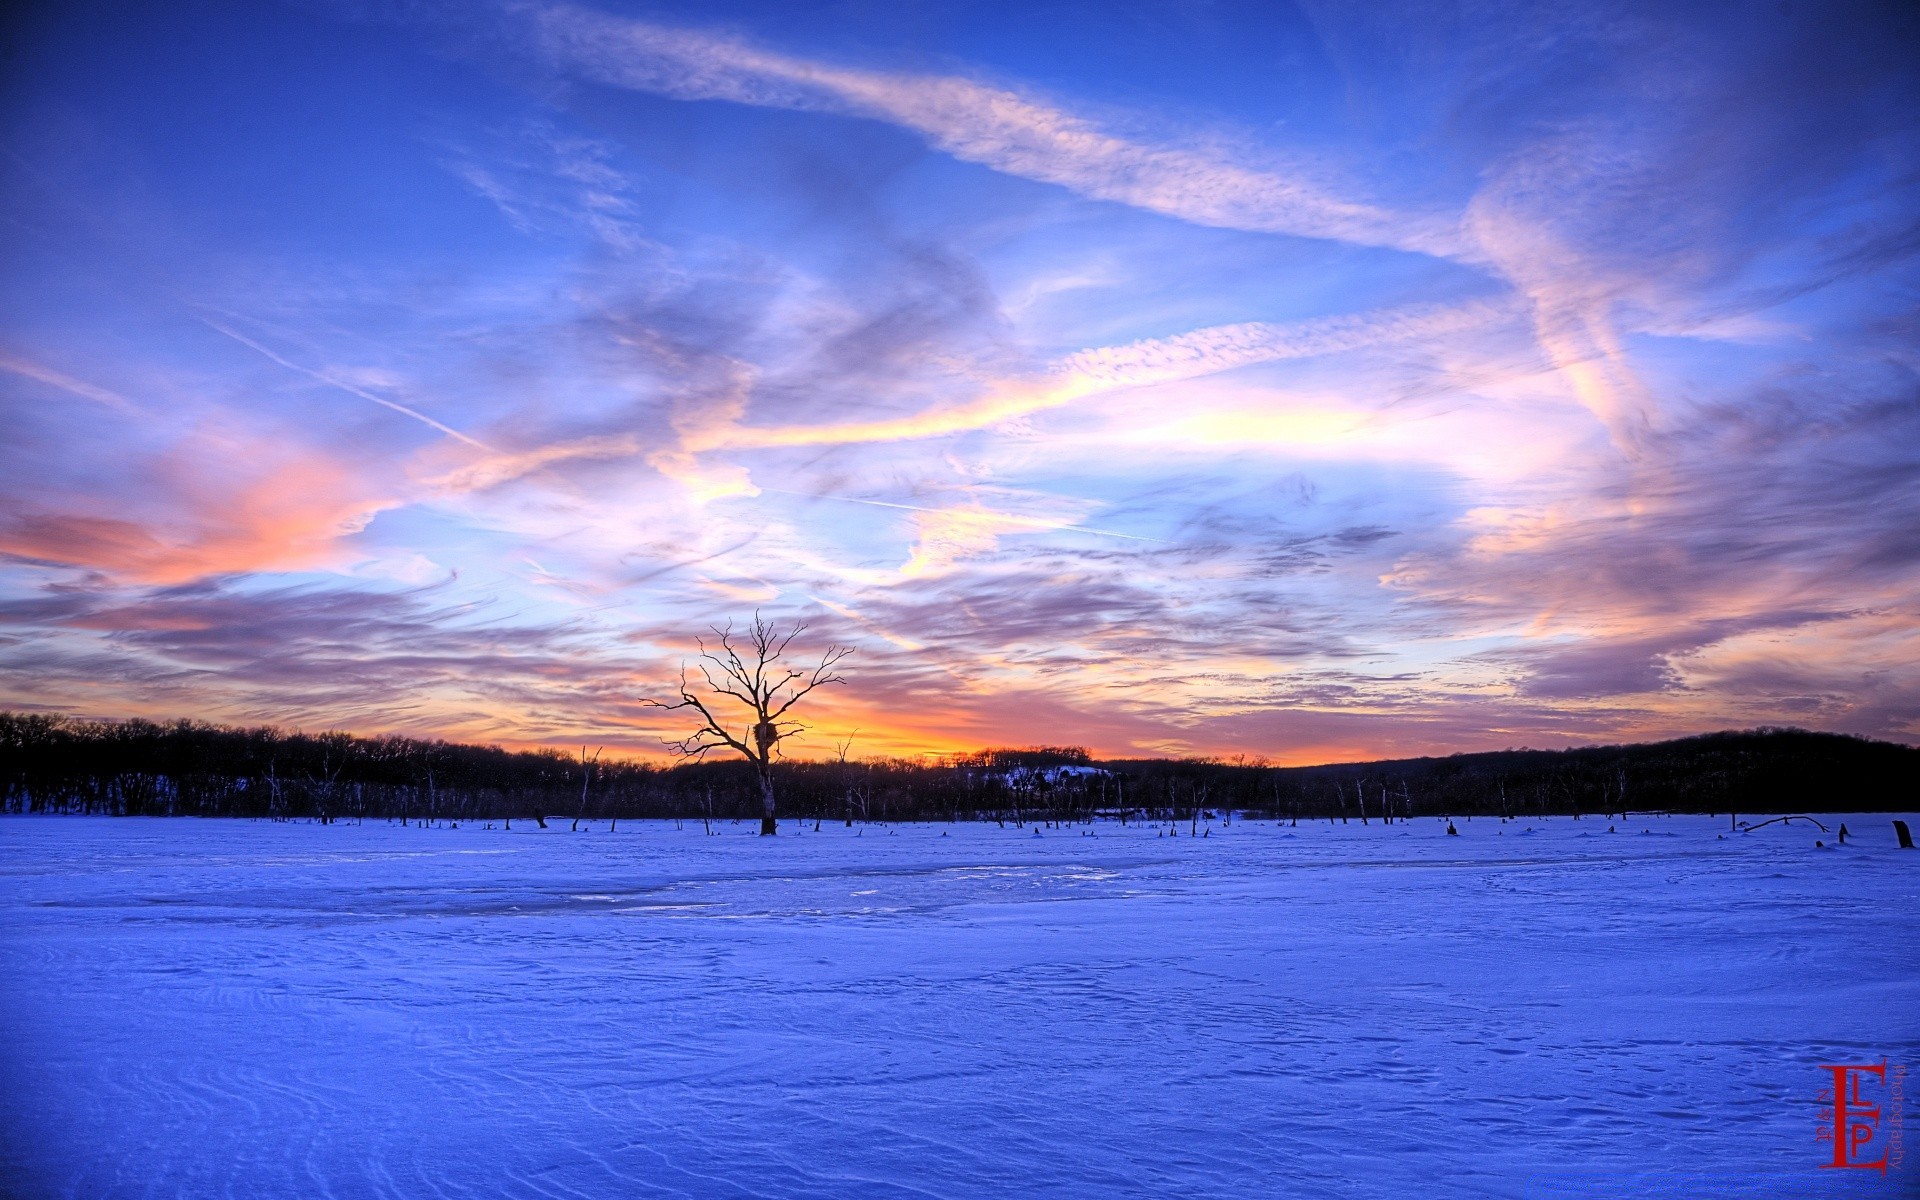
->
xmin=2 ymin=0 xmax=1917 ymax=764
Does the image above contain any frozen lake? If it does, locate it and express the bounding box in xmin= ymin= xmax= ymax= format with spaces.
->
xmin=1 ymin=814 xmax=1913 ymax=1199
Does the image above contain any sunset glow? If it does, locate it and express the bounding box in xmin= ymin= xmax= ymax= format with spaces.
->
xmin=3 ymin=1 xmax=1916 ymax=762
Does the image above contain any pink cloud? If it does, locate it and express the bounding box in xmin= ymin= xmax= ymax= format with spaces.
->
xmin=1 ymin=433 xmax=393 ymax=585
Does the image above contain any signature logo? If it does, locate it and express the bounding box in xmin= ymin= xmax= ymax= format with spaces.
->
xmin=1819 ymin=1061 xmax=1906 ymax=1173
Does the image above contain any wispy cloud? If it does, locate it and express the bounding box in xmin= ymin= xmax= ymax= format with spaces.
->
xmin=0 ymin=577 xmax=636 ymax=743
xmin=414 ymin=298 xmax=1511 ymax=503
xmin=0 ymin=353 xmax=139 ymax=414
xmin=440 ymin=121 xmax=662 ymax=253
xmin=426 ymin=433 xmax=642 ymax=493
xmin=526 ymin=2 xmax=1466 ymax=258
xmin=684 ymin=299 xmax=1511 ymax=456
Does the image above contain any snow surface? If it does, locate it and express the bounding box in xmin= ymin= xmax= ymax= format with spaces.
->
xmin=1 ymin=813 xmax=1914 ymax=1199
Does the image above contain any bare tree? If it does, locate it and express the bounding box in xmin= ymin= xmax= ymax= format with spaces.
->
xmin=571 ymin=746 xmax=601 ymax=832
xmin=834 ymin=730 xmax=863 ymax=827
xmin=309 ymin=739 xmax=345 ymax=826
xmin=642 ymin=614 xmax=853 ymax=836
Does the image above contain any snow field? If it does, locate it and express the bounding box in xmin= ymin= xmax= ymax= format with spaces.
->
xmin=1 ymin=813 xmax=1914 ymax=1199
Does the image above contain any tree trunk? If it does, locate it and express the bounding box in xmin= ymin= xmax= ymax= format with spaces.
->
xmin=758 ymin=770 xmax=777 ymax=836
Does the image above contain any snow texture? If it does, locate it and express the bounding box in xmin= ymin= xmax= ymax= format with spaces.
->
xmin=1 ymin=814 xmax=1914 ymax=1199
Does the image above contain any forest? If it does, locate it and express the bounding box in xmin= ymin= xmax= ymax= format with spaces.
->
xmin=1 ymin=712 xmax=1911 ymax=827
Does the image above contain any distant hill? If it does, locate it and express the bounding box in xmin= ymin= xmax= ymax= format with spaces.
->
xmin=1 ymin=713 xmax=1911 ymax=823
xmin=1182 ymin=727 xmax=1917 ymax=820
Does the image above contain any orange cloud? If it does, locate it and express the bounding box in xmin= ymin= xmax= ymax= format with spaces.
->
xmin=1 ymin=436 xmax=391 ymax=585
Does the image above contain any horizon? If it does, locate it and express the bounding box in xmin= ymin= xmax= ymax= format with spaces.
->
xmin=3 ymin=1 xmax=1918 ymax=763
xmin=8 ymin=709 xmax=1905 ymax=775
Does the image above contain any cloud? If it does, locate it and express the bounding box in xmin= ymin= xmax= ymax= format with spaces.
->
xmin=439 ymin=121 xmax=663 ymax=253
xmin=0 ymin=432 xmax=394 ymax=585
xmin=0 ymin=577 xmax=643 ymax=745
xmin=1379 ymin=370 xmax=1920 ymax=731
xmin=1467 ymin=191 xmax=1656 ymax=454
xmin=412 ymin=295 xmax=1511 ymax=512
xmin=0 ymin=353 xmax=139 ymax=414
xmin=763 ymin=488 xmax=1154 ymax=581
xmin=425 ymin=433 xmax=643 ymax=494
xmin=676 ymin=299 xmax=1510 ymax=459
xmin=899 ymin=503 xmax=1085 ymax=579
xmin=525 ymin=2 xmax=1465 ymax=257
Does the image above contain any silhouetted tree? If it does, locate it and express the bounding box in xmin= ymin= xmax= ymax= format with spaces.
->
xmin=641 ymin=615 xmax=852 ymax=835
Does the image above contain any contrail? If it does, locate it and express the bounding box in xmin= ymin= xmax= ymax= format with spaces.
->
xmin=203 ymin=320 xmax=495 ymax=451
xmin=621 ymin=535 xmax=760 ymax=585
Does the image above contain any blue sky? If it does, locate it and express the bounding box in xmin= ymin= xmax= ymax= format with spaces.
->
xmin=3 ymin=0 xmax=1917 ymax=761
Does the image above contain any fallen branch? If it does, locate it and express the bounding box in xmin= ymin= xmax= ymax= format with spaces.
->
xmin=1738 ymin=815 xmax=1829 ymax=833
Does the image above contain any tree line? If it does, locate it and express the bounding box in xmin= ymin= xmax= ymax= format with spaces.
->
xmin=1 ymin=712 xmax=1909 ymax=827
